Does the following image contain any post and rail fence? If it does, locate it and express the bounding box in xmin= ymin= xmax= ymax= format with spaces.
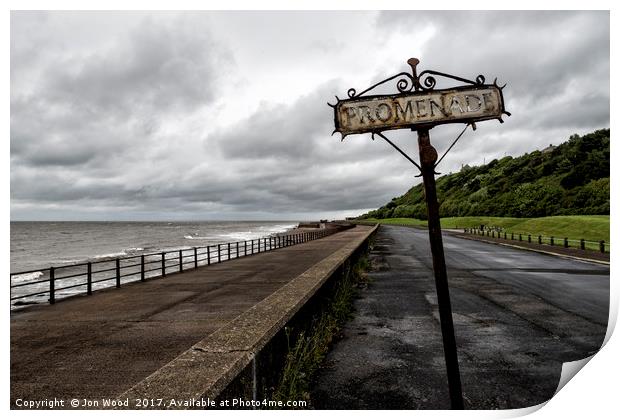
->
xmin=352 ymin=220 xmax=608 ymax=254
xmin=462 ymin=227 xmax=608 ymax=253
xmin=11 ymin=226 xmax=351 ymax=308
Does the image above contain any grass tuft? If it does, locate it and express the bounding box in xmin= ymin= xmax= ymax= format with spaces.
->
xmin=272 ymin=255 xmax=370 ymax=405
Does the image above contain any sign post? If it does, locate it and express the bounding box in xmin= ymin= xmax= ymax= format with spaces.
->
xmin=330 ymin=58 xmax=509 ymax=409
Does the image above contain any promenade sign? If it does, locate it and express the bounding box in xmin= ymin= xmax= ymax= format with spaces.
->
xmin=334 ymin=85 xmax=505 ymax=136
xmin=330 ymin=58 xmax=509 ymax=410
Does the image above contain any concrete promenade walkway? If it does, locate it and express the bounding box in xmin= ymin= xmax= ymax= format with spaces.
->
xmin=11 ymin=225 xmax=374 ymax=403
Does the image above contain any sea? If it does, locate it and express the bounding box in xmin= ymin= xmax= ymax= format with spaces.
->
xmin=10 ymin=221 xmax=298 ymax=306
xmin=10 ymin=221 xmax=298 ymax=274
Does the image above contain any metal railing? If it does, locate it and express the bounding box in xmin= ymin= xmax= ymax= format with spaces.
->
xmin=463 ymin=227 xmax=609 ymax=253
xmin=10 ymin=228 xmax=342 ymax=307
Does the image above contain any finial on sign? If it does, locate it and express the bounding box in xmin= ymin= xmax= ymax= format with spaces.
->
xmin=408 ymin=58 xmax=420 ymax=91
xmin=407 ymin=58 xmax=420 ymax=77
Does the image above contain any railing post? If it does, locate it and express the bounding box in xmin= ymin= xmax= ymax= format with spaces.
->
xmin=179 ymin=250 xmax=183 ymax=272
xmin=236 ymin=242 xmax=239 ymax=258
xmin=538 ymin=235 xmax=542 ymax=244
xmin=564 ymin=238 xmax=569 ymax=248
xmin=141 ymin=255 xmax=145 ymax=281
xmin=194 ymin=247 xmax=198 ymax=268
xmin=258 ymin=239 xmax=261 ymax=253
xmin=245 ymin=241 xmax=247 ymax=256
xmin=264 ymin=238 xmax=267 ymax=250
xmin=600 ymin=240 xmax=605 ymax=253
xmin=161 ymin=252 xmax=166 ymax=277
xmin=116 ymin=258 xmax=121 ymax=288
xmin=218 ymin=244 xmax=222 ymax=263
xmin=207 ymin=246 xmax=211 ymax=265
xmin=492 ymin=231 xmax=495 ymax=238
xmin=49 ymin=267 xmax=55 ymax=304
xmin=550 ymin=236 xmax=554 ymax=246
xmin=511 ymin=233 xmax=514 ymax=240
xmin=528 ymin=234 xmax=531 ymax=243
xmin=87 ymin=262 xmax=92 ymax=295
xmin=580 ymin=239 xmax=585 ymax=250
xmin=518 ymin=234 xmax=522 ymax=241
xmin=228 ymin=243 xmax=231 ymax=261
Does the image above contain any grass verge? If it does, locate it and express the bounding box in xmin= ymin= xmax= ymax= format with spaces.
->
xmin=361 ymin=215 xmax=609 ymax=244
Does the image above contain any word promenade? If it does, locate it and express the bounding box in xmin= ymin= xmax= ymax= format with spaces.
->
xmin=334 ymin=85 xmax=505 ymax=136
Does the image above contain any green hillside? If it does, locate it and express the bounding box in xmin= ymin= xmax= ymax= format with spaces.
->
xmin=360 ymin=129 xmax=609 ymax=220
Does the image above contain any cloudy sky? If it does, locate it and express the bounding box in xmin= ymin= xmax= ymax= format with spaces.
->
xmin=10 ymin=10 xmax=609 ymax=221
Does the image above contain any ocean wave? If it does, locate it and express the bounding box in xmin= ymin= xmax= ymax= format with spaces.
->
xmin=12 ymin=271 xmax=44 ymax=282
xmin=93 ymin=251 xmax=127 ymax=259
xmin=123 ymin=247 xmax=144 ymax=253
xmin=217 ymin=224 xmax=297 ymax=241
xmin=184 ymin=235 xmax=210 ymax=240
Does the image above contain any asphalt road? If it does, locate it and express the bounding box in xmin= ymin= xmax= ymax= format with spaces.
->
xmin=312 ymin=225 xmax=609 ymax=409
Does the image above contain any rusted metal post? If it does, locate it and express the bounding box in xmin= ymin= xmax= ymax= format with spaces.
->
xmin=417 ymin=128 xmax=464 ymax=409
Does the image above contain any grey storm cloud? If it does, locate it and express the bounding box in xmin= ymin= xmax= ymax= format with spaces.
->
xmin=11 ymin=12 xmax=229 ymax=169
xmin=10 ymin=11 xmax=610 ymax=221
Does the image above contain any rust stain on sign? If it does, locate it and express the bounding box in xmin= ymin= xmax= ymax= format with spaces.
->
xmin=334 ymin=85 xmax=506 ymax=136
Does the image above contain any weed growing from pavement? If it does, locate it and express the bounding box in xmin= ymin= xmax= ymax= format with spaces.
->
xmin=272 ymin=252 xmax=371 ymax=405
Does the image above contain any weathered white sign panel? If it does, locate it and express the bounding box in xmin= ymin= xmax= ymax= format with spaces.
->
xmin=334 ymin=85 xmax=505 ymax=136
